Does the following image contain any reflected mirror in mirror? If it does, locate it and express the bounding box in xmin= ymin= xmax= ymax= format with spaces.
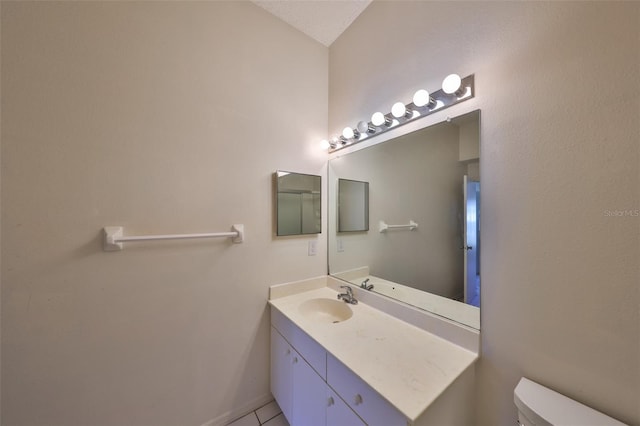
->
xmin=338 ymin=179 xmax=369 ymax=232
xmin=276 ymin=171 xmax=321 ymax=236
xmin=328 ymin=110 xmax=480 ymax=329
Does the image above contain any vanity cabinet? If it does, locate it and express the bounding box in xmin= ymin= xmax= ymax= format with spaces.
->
xmin=269 ymin=283 xmax=479 ymax=426
xmin=271 ymin=309 xmax=402 ymax=426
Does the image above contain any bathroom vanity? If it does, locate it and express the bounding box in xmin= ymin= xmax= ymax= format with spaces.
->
xmin=269 ymin=276 xmax=479 ymax=426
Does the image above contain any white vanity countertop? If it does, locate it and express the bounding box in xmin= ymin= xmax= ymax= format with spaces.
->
xmin=269 ymin=284 xmax=478 ymax=422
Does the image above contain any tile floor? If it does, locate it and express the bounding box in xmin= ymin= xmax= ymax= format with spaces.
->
xmin=227 ymin=400 xmax=289 ymax=426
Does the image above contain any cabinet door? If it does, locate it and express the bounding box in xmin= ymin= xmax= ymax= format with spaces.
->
xmin=291 ymin=351 xmax=326 ymax=426
xmin=271 ymin=327 xmax=293 ymax=422
xmin=326 ymin=387 xmax=366 ymax=426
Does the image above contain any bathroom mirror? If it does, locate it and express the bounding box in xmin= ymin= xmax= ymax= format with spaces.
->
xmin=328 ymin=110 xmax=480 ymax=329
xmin=276 ymin=171 xmax=321 ymax=236
xmin=338 ymin=179 xmax=369 ymax=232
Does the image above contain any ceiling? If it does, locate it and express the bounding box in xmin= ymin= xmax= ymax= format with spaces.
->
xmin=251 ymin=0 xmax=372 ymax=47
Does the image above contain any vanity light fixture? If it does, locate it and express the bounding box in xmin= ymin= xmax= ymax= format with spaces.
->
xmin=322 ymin=74 xmax=475 ymax=152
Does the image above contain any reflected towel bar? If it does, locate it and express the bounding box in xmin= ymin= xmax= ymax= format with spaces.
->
xmin=103 ymin=224 xmax=244 ymax=251
xmin=379 ymin=220 xmax=418 ymax=233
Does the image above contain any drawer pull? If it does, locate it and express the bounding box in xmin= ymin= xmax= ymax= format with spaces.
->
xmin=354 ymin=394 xmax=363 ymax=405
xmin=293 ymin=356 xmax=298 ymax=364
xmin=286 ymin=348 xmax=291 ymax=355
xmin=327 ymin=396 xmax=335 ymax=407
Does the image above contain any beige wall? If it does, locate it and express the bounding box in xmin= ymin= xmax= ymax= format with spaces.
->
xmin=329 ymin=122 xmax=466 ymax=299
xmin=1 ymin=2 xmax=327 ymax=425
xmin=330 ymin=2 xmax=639 ymax=425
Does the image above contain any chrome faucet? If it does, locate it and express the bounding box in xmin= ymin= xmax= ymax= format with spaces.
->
xmin=337 ymin=285 xmax=358 ymax=305
xmin=360 ymin=278 xmax=374 ymax=291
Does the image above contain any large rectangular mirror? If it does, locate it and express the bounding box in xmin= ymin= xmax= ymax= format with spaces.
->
xmin=328 ymin=110 xmax=480 ymax=329
xmin=276 ymin=171 xmax=321 ymax=236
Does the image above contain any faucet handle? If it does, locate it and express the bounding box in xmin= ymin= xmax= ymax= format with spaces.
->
xmin=338 ymin=285 xmax=358 ymax=305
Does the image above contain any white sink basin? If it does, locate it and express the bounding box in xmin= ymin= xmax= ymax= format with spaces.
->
xmin=298 ymin=298 xmax=353 ymax=324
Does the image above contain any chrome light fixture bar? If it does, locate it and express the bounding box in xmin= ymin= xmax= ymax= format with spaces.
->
xmin=324 ymin=74 xmax=475 ymax=152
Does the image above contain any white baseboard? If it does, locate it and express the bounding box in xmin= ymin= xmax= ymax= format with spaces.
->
xmin=199 ymin=393 xmax=274 ymax=426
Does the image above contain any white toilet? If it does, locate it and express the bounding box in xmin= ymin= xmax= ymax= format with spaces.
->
xmin=514 ymin=377 xmax=627 ymax=426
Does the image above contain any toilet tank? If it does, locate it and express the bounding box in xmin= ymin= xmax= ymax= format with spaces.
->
xmin=514 ymin=377 xmax=627 ymax=426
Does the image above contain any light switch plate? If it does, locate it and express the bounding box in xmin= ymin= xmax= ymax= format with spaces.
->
xmin=308 ymin=240 xmax=317 ymax=256
xmin=337 ymin=238 xmax=344 ymax=252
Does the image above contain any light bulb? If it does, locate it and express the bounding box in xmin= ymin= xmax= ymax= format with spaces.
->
xmin=391 ymin=102 xmax=406 ymax=118
xmin=357 ymin=120 xmax=375 ymax=134
xmin=413 ymin=89 xmax=435 ymax=108
xmin=371 ymin=112 xmax=387 ymax=127
xmin=442 ymin=74 xmax=463 ymax=95
xmin=342 ymin=127 xmax=355 ymax=139
xmin=320 ymin=139 xmax=330 ymax=150
xmin=392 ymin=102 xmax=413 ymax=119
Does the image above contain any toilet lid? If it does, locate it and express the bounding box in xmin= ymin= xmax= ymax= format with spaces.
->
xmin=513 ymin=378 xmax=627 ymax=426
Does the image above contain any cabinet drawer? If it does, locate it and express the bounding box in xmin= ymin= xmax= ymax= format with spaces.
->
xmin=271 ymin=308 xmax=294 ymax=342
xmin=271 ymin=307 xmax=326 ymax=380
xmin=327 ymin=354 xmax=407 ymax=426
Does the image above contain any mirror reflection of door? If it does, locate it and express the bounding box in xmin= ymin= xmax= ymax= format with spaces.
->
xmin=277 ymin=192 xmax=303 ymax=235
xmin=277 ymin=192 xmax=319 ymax=235
xmin=338 ymin=179 xmax=369 ymax=232
xmin=463 ymin=175 xmax=480 ymax=307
